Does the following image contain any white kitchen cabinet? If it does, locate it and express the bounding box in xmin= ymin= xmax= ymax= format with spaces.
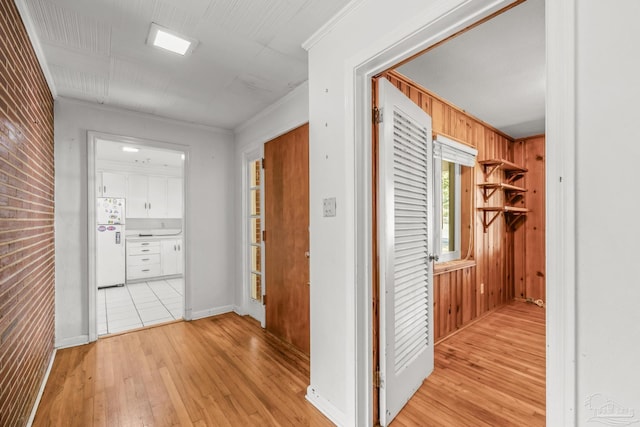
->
xmin=126 ymin=174 xmax=170 ymax=218
xmin=147 ymin=176 xmax=168 ymax=218
xmin=166 ymin=177 xmax=183 ymax=218
xmin=98 ymin=172 xmax=126 ymax=198
xmin=126 ymin=174 xmax=149 ymax=217
xmin=161 ymin=238 xmax=183 ymax=276
xmin=126 ymin=240 xmax=162 ymax=280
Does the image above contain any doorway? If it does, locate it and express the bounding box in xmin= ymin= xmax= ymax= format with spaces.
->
xmin=87 ymin=132 xmax=188 ymax=340
xmin=371 ymin=0 xmax=546 ymax=424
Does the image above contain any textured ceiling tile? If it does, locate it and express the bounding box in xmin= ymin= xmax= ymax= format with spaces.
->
xmin=152 ymin=1 xmax=203 ymax=37
xmin=109 ymin=58 xmax=171 ymax=95
xmin=111 ymin=0 xmax=156 ymax=28
xmin=268 ymin=0 xmax=350 ymax=59
xmin=26 ymin=0 xmax=111 ymax=55
xmin=244 ymin=47 xmax=306 ymax=90
xmin=50 ymin=64 xmax=109 ymax=99
xmin=204 ymin=0 xmax=301 ymax=45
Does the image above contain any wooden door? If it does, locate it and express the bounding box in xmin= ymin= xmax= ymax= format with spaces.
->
xmin=264 ymin=124 xmax=310 ymax=354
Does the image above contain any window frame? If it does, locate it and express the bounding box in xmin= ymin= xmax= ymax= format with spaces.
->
xmin=434 ymin=159 xmax=461 ymax=262
xmin=432 ymin=134 xmax=477 ymax=263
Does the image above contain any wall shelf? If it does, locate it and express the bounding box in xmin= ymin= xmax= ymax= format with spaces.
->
xmin=477 ymin=158 xmax=529 ymax=232
xmin=477 ymin=182 xmax=527 ymax=203
xmin=479 ymin=159 xmax=528 ymax=184
xmin=478 ymin=206 xmax=529 ymax=232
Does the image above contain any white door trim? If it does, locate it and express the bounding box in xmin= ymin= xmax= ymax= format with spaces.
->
xmin=87 ymin=131 xmax=192 ymax=342
xmin=350 ymin=1 xmax=576 ymax=426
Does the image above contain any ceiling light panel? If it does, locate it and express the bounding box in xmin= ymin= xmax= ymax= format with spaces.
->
xmin=148 ymin=23 xmax=197 ymax=55
xmin=154 ymin=30 xmax=191 ymax=54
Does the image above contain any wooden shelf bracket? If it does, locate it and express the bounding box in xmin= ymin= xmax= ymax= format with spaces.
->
xmin=478 ymin=206 xmax=529 ymax=232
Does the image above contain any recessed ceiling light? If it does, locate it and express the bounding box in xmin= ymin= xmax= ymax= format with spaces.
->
xmin=148 ymin=23 xmax=196 ymax=56
xmin=122 ymin=147 xmax=139 ymax=153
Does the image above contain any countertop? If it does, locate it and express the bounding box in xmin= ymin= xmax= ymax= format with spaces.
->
xmin=125 ymin=229 xmax=182 ymax=241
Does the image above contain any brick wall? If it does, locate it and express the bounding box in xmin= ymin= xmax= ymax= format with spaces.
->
xmin=0 ymin=0 xmax=55 ymax=426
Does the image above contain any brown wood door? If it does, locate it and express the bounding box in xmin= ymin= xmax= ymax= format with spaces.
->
xmin=264 ymin=123 xmax=310 ymax=354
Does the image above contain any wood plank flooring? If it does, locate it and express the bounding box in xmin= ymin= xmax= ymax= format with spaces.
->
xmin=392 ymin=300 xmax=546 ymax=426
xmin=35 ymin=301 xmax=544 ymax=426
xmin=33 ymin=314 xmax=332 ymax=427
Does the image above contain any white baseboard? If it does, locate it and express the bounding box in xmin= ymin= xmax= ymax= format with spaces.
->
xmin=27 ymin=348 xmax=57 ymax=427
xmin=233 ymin=305 xmax=246 ymax=315
xmin=306 ymin=385 xmax=347 ymax=427
xmin=191 ymin=305 xmax=234 ymax=320
xmin=55 ymin=335 xmax=89 ymax=349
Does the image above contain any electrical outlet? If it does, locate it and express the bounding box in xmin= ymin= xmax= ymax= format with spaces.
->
xmin=323 ymin=197 xmax=337 ymax=217
xmin=480 ymin=283 xmax=485 ymax=294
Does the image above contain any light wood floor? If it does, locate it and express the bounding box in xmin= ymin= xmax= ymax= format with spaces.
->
xmin=34 ymin=314 xmax=333 ymax=427
xmin=393 ymin=300 xmax=546 ymax=426
xmin=35 ymin=301 xmax=544 ymax=427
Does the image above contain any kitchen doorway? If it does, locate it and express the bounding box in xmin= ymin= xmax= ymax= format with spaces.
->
xmin=87 ymin=132 xmax=189 ymax=340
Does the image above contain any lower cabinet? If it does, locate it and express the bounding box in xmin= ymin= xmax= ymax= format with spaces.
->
xmin=161 ymin=238 xmax=183 ymax=276
xmin=127 ymin=241 xmax=162 ymax=280
xmin=126 ymin=237 xmax=183 ymax=281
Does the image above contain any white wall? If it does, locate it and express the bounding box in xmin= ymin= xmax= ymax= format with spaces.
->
xmin=305 ymin=0 xmax=638 ymax=426
xmin=305 ymin=1 xmax=497 ymax=424
xmin=575 ymin=0 xmax=640 ymax=423
xmin=233 ymin=82 xmax=309 ymax=317
xmin=55 ymin=98 xmax=235 ymax=346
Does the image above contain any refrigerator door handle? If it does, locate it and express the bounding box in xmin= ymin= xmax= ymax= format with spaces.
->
xmin=115 ymin=231 xmax=121 ymax=244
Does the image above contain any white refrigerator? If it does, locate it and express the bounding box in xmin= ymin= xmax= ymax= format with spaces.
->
xmin=96 ymin=197 xmax=126 ymax=289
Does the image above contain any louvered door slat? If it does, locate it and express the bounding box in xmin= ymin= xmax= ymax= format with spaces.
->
xmin=379 ymin=78 xmax=434 ymax=426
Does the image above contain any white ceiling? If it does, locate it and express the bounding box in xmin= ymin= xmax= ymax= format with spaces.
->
xmin=396 ymin=0 xmax=545 ymax=139
xmin=24 ymin=0 xmax=349 ymax=130
xmin=24 ymin=0 xmax=544 ymax=136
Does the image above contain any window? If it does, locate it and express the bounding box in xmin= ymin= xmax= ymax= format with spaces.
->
xmin=248 ymin=158 xmax=262 ymax=302
xmin=436 ymin=160 xmax=461 ymax=261
xmin=433 ymin=135 xmax=477 ymax=262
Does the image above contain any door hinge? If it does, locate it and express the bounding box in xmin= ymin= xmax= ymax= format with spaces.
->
xmin=262 ymin=294 xmax=266 ymax=305
xmin=373 ymin=107 xmax=383 ymax=124
xmin=262 ymin=230 xmax=266 ymax=242
xmin=374 ymin=370 xmax=381 ymax=388
xmin=261 ymin=158 xmax=265 ymax=169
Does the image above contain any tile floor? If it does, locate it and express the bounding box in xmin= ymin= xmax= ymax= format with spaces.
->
xmin=98 ymin=278 xmax=184 ymax=336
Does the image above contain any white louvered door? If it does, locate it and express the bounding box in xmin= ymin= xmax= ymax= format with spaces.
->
xmin=378 ymin=77 xmax=434 ymax=426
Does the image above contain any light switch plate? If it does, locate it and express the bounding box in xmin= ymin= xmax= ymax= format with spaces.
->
xmin=323 ymin=197 xmax=337 ymax=217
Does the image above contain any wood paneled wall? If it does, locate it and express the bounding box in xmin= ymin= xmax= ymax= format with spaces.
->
xmin=512 ymin=135 xmax=546 ymax=301
xmin=0 ymin=1 xmax=55 ymax=426
xmin=380 ymin=70 xmax=518 ymax=341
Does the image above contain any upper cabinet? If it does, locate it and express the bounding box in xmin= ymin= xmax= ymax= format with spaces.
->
xmin=147 ymin=176 xmax=168 ymax=218
xmin=126 ymin=174 xmax=182 ymax=219
xmin=98 ymin=172 xmax=126 ymax=198
xmin=166 ymin=177 xmax=183 ymax=218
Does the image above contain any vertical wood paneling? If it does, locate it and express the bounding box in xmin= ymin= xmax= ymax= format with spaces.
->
xmin=513 ymin=136 xmax=546 ymax=301
xmin=381 ymin=70 xmax=537 ymax=343
xmin=0 ymin=1 xmax=55 ymax=426
xmin=512 ymin=140 xmax=527 ymax=298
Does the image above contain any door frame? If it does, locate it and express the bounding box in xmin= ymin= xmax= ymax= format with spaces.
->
xmin=350 ymin=1 xmax=576 ymax=425
xmin=242 ymin=146 xmax=266 ymax=326
xmin=87 ymin=131 xmax=191 ymax=342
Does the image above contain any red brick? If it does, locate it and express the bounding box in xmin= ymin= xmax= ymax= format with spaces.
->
xmin=0 ymin=0 xmax=54 ymax=426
